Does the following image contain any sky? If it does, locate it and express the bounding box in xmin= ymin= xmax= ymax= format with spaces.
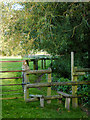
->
xmin=3 ymin=2 xmax=25 ymax=11
xmin=11 ymin=3 xmax=25 ymax=10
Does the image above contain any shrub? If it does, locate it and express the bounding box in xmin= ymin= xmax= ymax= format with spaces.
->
xmin=51 ymin=55 xmax=71 ymax=79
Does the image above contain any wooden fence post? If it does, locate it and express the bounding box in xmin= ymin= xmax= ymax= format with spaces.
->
xmin=72 ymin=68 xmax=78 ymax=108
xmin=71 ymin=52 xmax=78 ymax=108
xmin=65 ymin=98 xmax=71 ymax=111
xmin=47 ymin=68 xmax=51 ymax=104
xmin=41 ymin=60 xmax=43 ymax=69
xmin=33 ymin=59 xmax=38 ymax=70
xmin=44 ymin=59 xmax=46 ymax=69
xmin=24 ymin=73 xmax=29 ymax=101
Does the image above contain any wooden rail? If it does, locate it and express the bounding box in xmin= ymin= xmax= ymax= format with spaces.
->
xmin=1 ymin=92 xmax=23 ymax=96
xmin=0 ymin=77 xmax=23 ymax=79
xmin=0 ymin=96 xmax=23 ymax=100
xmin=2 ymin=89 xmax=23 ymax=92
xmin=0 ymin=70 xmax=25 ymax=73
xmin=0 ymin=61 xmax=24 ymax=62
xmin=75 ymin=68 xmax=90 ymax=72
xmin=26 ymin=69 xmax=52 ymax=74
xmin=0 ymin=83 xmax=26 ymax=86
xmin=26 ymin=81 xmax=90 ymax=88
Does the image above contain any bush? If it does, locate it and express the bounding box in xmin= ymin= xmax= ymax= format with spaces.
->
xmin=51 ymin=55 xmax=71 ymax=79
xmin=77 ymin=74 xmax=90 ymax=106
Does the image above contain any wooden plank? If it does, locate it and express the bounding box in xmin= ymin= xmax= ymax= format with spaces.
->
xmin=0 ymin=96 xmax=23 ymax=100
xmin=75 ymin=68 xmax=90 ymax=72
xmin=26 ymin=81 xmax=90 ymax=88
xmin=71 ymin=52 xmax=74 ymax=81
xmin=26 ymin=94 xmax=87 ymax=102
xmin=1 ymin=92 xmax=23 ymax=96
xmin=71 ymin=52 xmax=78 ymax=108
xmin=57 ymin=91 xmax=72 ymax=97
xmin=24 ymin=73 xmax=29 ymax=101
xmin=0 ymin=61 xmax=24 ymax=62
xmin=57 ymin=91 xmax=85 ymax=98
xmin=40 ymin=97 xmax=44 ymax=107
xmin=33 ymin=60 xmax=38 ymax=70
xmin=41 ymin=60 xmax=43 ymax=69
xmin=73 ymin=72 xmax=85 ymax=76
xmin=72 ymin=73 xmax=78 ymax=108
xmin=22 ymin=61 xmax=30 ymax=71
xmin=28 ymin=58 xmax=58 ymax=62
xmin=2 ymin=89 xmax=22 ymax=92
xmin=0 ymin=83 xmax=26 ymax=86
xmin=29 ymin=94 xmax=43 ymax=98
xmin=0 ymin=77 xmax=23 ymax=79
xmin=47 ymin=70 xmax=51 ymax=104
xmin=26 ymin=69 xmax=52 ymax=74
xmin=65 ymin=98 xmax=70 ymax=110
xmin=0 ymin=70 xmax=25 ymax=73
xmin=44 ymin=60 xmax=46 ymax=69
xmin=26 ymin=95 xmax=62 ymax=102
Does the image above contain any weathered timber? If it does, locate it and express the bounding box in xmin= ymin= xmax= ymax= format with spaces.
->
xmin=26 ymin=81 xmax=90 ymax=88
xmin=26 ymin=98 xmax=38 ymax=102
xmin=0 ymin=70 xmax=25 ymax=73
xmin=0 ymin=61 xmax=24 ymax=62
xmin=65 ymin=98 xmax=70 ymax=110
xmin=22 ymin=61 xmax=30 ymax=71
xmin=75 ymin=68 xmax=90 ymax=72
xmin=73 ymin=72 xmax=85 ymax=76
xmin=2 ymin=89 xmax=22 ymax=92
xmin=25 ymin=94 xmax=87 ymax=102
xmin=26 ymin=95 xmax=62 ymax=102
xmin=57 ymin=91 xmax=71 ymax=110
xmin=0 ymin=77 xmax=23 ymax=80
xmin=57 ymin=91 xmax=72 ymax=97
xmin=26 ymin=60 xmax=29 ymax=66
xmin=28 ymin=58 xmax=58 ymax=62
xmin=72 ymin=72 xmax=78 ymax=108
xmin=1 ymin=92 xmax=23 ymax=96
xmin=24 ymin=73 xmax=29 ymax=101
xmin=40 ymin=97 xmax=44 ymax=107
xmin=41 ymin=60 xmax=43 ymax=69
xmin=71 ymin=52 xmax=74 ymax=82
xmin=47 ymin=72 xmax=51 ymax=104
xmin=29 ymin=94 xmax=43 ymax=98
xmin=57 ymin=91 xmax=83 ymax=98
xmin=44 ymin=95 xmax=62 ymax=100
xmin=0 ymin=83 xmax=26 ymax=86
xmin=44 ymin=60 xmax=46 ymax=69
xmin=0 ymin=96 xmax=23 ymax=100
xmin=33 ymin=60 xmax=38 ymax=70
xmin=26 ymin=68 xmax=52 ymax=74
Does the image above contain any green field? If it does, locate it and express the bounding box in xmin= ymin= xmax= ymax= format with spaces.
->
xmin=0 ymin=58 xmax=88 ymax=119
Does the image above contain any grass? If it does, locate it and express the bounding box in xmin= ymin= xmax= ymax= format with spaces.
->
xmin=0 ymin=58 xmax=89 ymax=119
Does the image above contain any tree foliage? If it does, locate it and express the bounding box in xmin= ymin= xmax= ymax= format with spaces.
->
xmin=1 ymin=2 xmax=90 ymax=67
